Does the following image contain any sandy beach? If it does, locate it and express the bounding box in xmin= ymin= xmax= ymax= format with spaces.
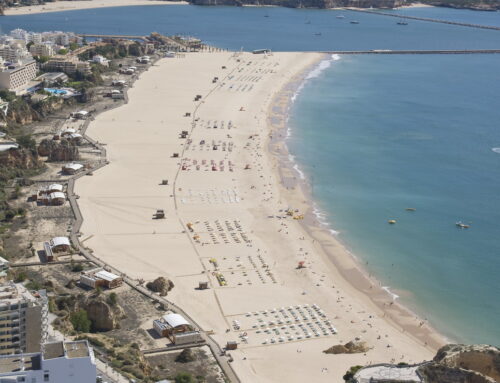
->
xmin=75 ymin=51 xmax=447 ymax=382
xmin=3 ymin=0 xmax=187 ymax=15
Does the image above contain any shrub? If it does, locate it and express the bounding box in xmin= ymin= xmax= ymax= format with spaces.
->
xmin=175 ymin=372 xmax=195 ymax=383
xmin=70 ymin=309 xmax=91 ymax=333
xmin=107 ymin=292 xmax=117 ymax=306
xmin=343 ymin=365 xmax=363 ymax=382
xmin=71 ymin=263 xmax=84 ymax=272
xmin=14 ymin=271 xmax=27 ymax=283
xmin=16 ymin=134 xmax=37 ymax=151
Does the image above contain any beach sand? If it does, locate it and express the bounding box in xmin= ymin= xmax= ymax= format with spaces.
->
xmin=3 ymin=0 xmax=187 ymax=15
xmin=76 ymin=51 xmax=447 ymax=382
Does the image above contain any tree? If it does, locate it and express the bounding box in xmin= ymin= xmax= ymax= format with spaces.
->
xmin=69 ymin=42 xmax=78 ymax=51
xmin=70 ymin=309 xmax=91 ymax=333
xmin=16 ymin=134 xmax=37 ymax=151
xmin=0 ymin=89 xmax=16 ymax=102
xmin=58 ymin=48 xmax=68 ymax=55
xmin=175 ymin=372 xmax=195 ymax=383
xmin=107 ymin=292 xmax=117 ymax=306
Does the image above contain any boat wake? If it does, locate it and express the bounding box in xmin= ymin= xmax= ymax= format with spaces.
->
xmin=492 ymin=147 xmax=500 ymax=154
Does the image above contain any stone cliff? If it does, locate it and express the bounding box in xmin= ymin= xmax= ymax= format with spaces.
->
xmin=417 ymin=344 xmax=500 ymax=383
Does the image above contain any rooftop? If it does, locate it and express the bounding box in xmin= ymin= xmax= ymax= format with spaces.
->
xmin=0 ymin=354 xmax=41 ymax=373
xmin=43 ymin=342 xmax=64 ymax=360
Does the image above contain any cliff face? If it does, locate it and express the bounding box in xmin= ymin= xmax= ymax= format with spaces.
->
xmin=190 ymin=0 xmax=403 ymax=8
xmin=0 ymin=147 xmax=41 ymax=169
xmin=418 ymin=344 xmax=500 ymax=383
xmin=38 ymin=138 xmax=80 ymax=162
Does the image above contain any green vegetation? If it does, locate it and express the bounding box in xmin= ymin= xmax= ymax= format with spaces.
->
xmin=0 ymin=89 xmax=16 ymax=102
xmin=69 ymin=42 xmax=79 ymax=51
xmin=107 ymin=292 xmax=118 ymax=306
xmin=71 ymin=261 xmax=84 ymax=272
xmin=343 ymin=365 xmax=363 ymax=382
xmin=70 ymin=309 xmax=92 ymax=333
xmin=33 ymin=55 xmax=50 ymax=64
xmin=175 ymin=372 xmax=196 ymax=383
xmin=15 ymin=134 xmax=37 ymax=151
xmin=57 ymin=48 xmax=68 ymax=55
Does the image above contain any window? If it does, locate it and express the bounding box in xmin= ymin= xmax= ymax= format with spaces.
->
xmin=43 ymin=372 xmax=49 ymax=382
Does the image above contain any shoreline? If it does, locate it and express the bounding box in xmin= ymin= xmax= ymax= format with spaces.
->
xmin=1 ymin=0 xmax=433 ymax=16
xmin=75 ymin=51 xmax=447 ymax=382
xmin=266 ymin=53 xmax=448 ymax=351
xmin=2 ymin=0 xmax=188 ymax=16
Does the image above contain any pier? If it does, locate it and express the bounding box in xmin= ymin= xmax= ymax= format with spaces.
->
xmin=323 ymin=49 xmax=500 ymax=54
xmin=346 ymin=8 xmax=500 ymax=31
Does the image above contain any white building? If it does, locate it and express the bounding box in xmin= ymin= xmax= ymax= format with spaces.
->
xmin=0 ymin=42 xmax=32 ymax=63
xmin=29 ymin=43 xmax=55 ymax=58
xmin=0 ymin=340 xmax=96 ymax=383
xmin=9 ymin=29 xmax=28 ymax=42
xmin=0 ymin=57 xmax=37 ymax=94
xmin=91 ymin=55 xmax=109 ymax=66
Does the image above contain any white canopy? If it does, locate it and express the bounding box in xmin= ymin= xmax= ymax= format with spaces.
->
xmin=163 ymin=313 xmax=189 ymax=328
xmin=49 ymin=192 xmax=65 ymax=200
xmin=64 ymin=163 xmax=83 ymax=171
xmin=95 ymin=270 xmax=120 ymax=282
xmin=50 ymin=237 xmax=70 ymax=247
xmin=48 ymin=184 xmax=63 ymax=192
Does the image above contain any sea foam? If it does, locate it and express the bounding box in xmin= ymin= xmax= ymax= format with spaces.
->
xmin=382 ymin=286 xmax=400 ymax=301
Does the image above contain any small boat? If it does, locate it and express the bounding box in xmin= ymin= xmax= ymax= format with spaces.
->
xmin=264 ymin=14 xmax=269 ymax=18
xmin=388 ymin=219 xmax=397 ymax=224
xmin=314 ymin=32 xmax=322 ymax=36
xmin=397 ymin=21 xmax=408 ymax=25
xmin=405 ymin=208 xmax=416 ymax=212
xmin=456 ymin=221 xmax=470 ymax=229
xmin=336 ymin=15 xmax=345 ymax=19
xmin=350 ymin=20 xmax=360 ymax=24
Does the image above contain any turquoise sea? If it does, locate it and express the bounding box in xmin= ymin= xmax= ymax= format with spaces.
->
xmin=1 ymin=5 xmax=499 ymax=346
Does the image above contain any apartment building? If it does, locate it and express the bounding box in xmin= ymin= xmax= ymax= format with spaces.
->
xmin=29 ymin=43 xmax=55 ymax=58
xmin=0 ymin=340 xmax=96 ymax=383
xmin=43 ymin=56 xmax=91 ymax=76
xmin=0 ymin=58 xmax=37 ymax=93
xmin=0 ymin=283 xmax=48 ymax=355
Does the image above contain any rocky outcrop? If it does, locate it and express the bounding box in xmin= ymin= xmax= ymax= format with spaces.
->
xmin=38 ymin=138 xmax=79 ymax=162
xmin=324 ymin=340 xmax=371 ymax=354
xmin=430 ymin=344 xmax=500 ymax=382
xmin=0 ymin=147 xmax=41 ymax=169
xmin=146 ymin=277 xmax=174 ymax=296
xmin=84 ymin=296 xmax=125 ymax=332
xmin=417 ymin=344 xmax=500 ymax=383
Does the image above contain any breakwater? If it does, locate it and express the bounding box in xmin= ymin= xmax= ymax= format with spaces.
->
xmin=347 ymin=8 xmax=500 ymax=31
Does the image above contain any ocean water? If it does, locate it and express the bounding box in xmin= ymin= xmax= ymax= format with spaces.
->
xmin=1 ymin=5 xmax=500 ymax=51
xmin=1 ymin=5 xmax=499 ymax=346
xmin=287 ymin=53 xmax=500 ymax=346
